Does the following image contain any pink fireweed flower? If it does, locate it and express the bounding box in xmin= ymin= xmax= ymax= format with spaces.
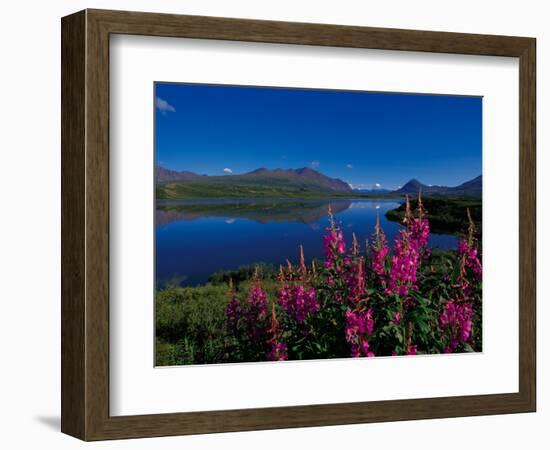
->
xmin=403 ymin=194 xmax=414 ymax=226
xmin=278 ymin=284 xmax=319 ymax=323
xmin=266 ymin=304 xmax=288 ymax=361
xmin=345 ymin=308 xmax=375 ymax=357
xmin=323 ymin=206 xmax=347 ymax=272
xmin=371 ymin=208 xmax=389 ymax=277
xmin=456 ymin=207 xmax=482 ymax=280
xmin=409 ymin=217 xmax=430 ymax=248
xmin=267 ymin=341 xmax=288 ymax=361
xmin=406 ymin=192 xmax=430 ymax=248
xmin=390 ymin=311 xmax=401 ymax=324
xmin=386 ymin=230 xmax=420 ymax=297
xmin=249 ymin=283 xmax=267 ymax=318
xmin=407 ymin=344 xmax=418 ymax=355
xmin=457 ymin=239 xmax=482 ymax=281
xmin=347 ymin=256 xmax=368 ymax=305
xmin=277 ymin=261 xmax=319 ymax=323
xmin=245 ymin=269 xmax=268 ymax=342
xmin=439 ymin=300 xmax=473 ymax=352
xmin=371 ymin=246 xmax=389 ymax=277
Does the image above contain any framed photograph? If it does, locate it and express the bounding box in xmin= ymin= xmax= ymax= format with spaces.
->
xmin=61 ymin=9 xmax=536 ymax=440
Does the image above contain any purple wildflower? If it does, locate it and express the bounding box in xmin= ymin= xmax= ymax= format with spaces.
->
xmin=345 ymin=308 xmax=375 ymax=357
xmin=323 ymin=206 xmax=347 ymax=272
xmin=439 ymin=300 xmax=473 ymax=352
xmin=347 ymin=256 xmax=368 ymax=305
xmin=457 ymin=239 xmax=482 ymax=281
xmin=386 ymin=230 xmax=420 ymax=297
xmin=371 ymin=208 xmax=389 ymax=277
xmin=266 ymin=304 xmax=288 ymax=361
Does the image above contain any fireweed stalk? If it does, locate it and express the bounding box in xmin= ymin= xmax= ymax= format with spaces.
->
xmin=457 ymin=208 xmax=482 ymax=281
xmin=438 ymin=208 xmax=480 ymax=352
xmin=247 ymin=269 xmax=268 ymax=342
xmin=323 ymin=205 xmax=349 ymax=276
xmin=371 ymin=208 xmax=389 ymax=278
xmin=266 ymin=304 xmax=288 ymax=361
xmin=385 ymin=194 xmax=428 ymax=298
xmin=277 ymin=247 xmax=320 ymax=324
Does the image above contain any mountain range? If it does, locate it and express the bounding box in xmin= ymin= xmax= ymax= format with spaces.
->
xmin=392 ymin=175 xmax=482 ymax=197
xmin=156 ymin=165 xmax=481 ymax=199
xmin=156 ymin=166 xmax=352 ymax=199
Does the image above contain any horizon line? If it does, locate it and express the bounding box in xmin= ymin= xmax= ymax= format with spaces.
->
xmin=156 ymin=164 xmax=481 ymax=191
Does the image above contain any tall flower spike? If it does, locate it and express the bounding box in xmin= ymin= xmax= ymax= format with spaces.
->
xmin=371 ymin=208 xmax=389 ymax=277
xmin=267 ymin=303 xmax=279 ymax=341
xmin=249 ymin=267 xmax=267 ymax=318
xmin=403 ymin=194 xmax=413 ymax=226
xmin=467 ymin=208 xmax=476 ymax=246
xmin=374 ymin=208 xmax=386 ymax=248
xmin=352 ymin=233 xmax=360 ymax=257
xmin=286 ymin=259 xmax=293 ymax=273
xmin=266 ymin=304 xmax=288 ymax=361
xmin=278 ymin=265 xmax=285 ymax=282
xmin=327 ymin=204 xmax=335 ymax=229
xmin=349 ymin=256 xmax=367 ymax=304
xmin=417 ymin=190 xmax=427 ymax=220
xmin=299 ymin=245 xmax=306 ymax=277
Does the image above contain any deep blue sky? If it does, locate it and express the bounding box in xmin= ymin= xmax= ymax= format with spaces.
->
xmin=155 ymin=83 xmax=481 ymax=190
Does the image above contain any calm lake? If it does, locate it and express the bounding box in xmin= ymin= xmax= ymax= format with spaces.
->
xmin=155 ymin=198 xmax=458 ymax=288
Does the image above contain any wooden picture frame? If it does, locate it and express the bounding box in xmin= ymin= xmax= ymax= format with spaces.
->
xmin=61 ymin=9 xmax=536 ymax=441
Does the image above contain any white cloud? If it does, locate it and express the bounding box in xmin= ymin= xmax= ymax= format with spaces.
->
xmin=310 ymin=160 xmax=320 ymax=169
xmin=156 ymin=96 xmax=176 ymax=113
xmin=375 ymin=183 xmax=381 ymax=188
xmin=223 ymin=168 xmax=233 ymax=174
xmin=346 ymin=164 xmax=353 ymax=169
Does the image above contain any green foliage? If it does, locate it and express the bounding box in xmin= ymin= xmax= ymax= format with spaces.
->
xmin=155 ymin=285 xmax=229 ymax=365
xmin=155 ymin=270 xmax=280 ymax=366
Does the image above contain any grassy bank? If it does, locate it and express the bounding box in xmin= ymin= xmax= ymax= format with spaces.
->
xmin=156 ymin=264 xmax=280 ymax=366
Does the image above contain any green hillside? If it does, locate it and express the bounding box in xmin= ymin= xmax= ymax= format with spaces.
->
xmin=156 ymin=167 xmax=353 ymax=199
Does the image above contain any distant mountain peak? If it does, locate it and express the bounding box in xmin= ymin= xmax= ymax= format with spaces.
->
xmin=156 ymin=165 xmax=202 ymax=183
xmin=246 ymin=167 xmax=269 ymax=174
xmin=393 ymin=175 xmax=482 ymax=196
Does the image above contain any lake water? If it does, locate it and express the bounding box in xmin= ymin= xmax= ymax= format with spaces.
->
xmin=155 ymin=198 xmax=458 ymax=287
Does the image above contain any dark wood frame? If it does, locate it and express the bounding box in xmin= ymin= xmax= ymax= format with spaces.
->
xmin=61 ymin=8 xmax=536 ymax=441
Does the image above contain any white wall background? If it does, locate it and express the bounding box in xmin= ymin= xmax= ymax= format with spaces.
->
xmin=0 ymin=0 xmax=547 ymax=448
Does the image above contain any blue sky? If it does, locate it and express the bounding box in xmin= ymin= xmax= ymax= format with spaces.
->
xmin=155 ymin=83 xmax=481 ymax=190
